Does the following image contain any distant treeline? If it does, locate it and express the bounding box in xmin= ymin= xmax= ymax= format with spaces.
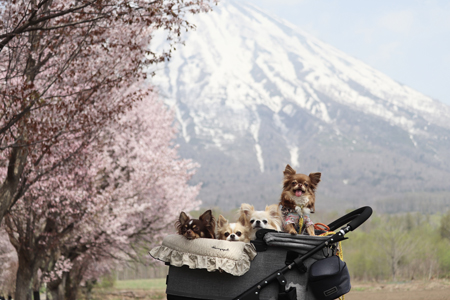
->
xmin=375 ymin=192 xmax=450 ymax=214
xmin=343 ymin=210 xmax=450 ymax=281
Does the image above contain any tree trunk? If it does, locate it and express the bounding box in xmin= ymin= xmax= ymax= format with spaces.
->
xmin=15 ymin=255 xmax=33 ymax=300
xmin=64 ymin=256 xmax=91 ymax=300
xmin=33 ymin=269 xmax=42 ymax=300
xmin=46 ymin=277 xmax=65 ymax=300
xmin=33 ymin=291 xmax=40 ymax=300
xmin=391 ymin=254 xmax=398 ymax=281
xmin=65 ymin=268 xmax=83 ymax=300
xmin=83 ymin=280 xmax=96 ymax=300
xmin=0 ymin=145 xmax=28 ymax=223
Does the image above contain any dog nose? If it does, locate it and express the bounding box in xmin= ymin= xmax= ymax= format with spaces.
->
xmin=255 ymin=220 xmax=260 ymax=225
xmin=230 ymin=234 xmax=235 ymax=239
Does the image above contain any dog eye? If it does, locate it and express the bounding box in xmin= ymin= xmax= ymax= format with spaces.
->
xmin=263 ymin=220 xmax=268 ymax=224
xmin=236 ymin=231 xmax=242 ymax=237
xmin=224 ymin=232 xmax=230 ymax=237
xmin=291 ymin=182 xmax=296 ymax=186
xmin=250 ymin=220 xmax=255 ymax=224
xmin=304 ymin=183 xmax=308 ymax=187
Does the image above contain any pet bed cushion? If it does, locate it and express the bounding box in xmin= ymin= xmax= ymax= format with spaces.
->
xmin=149 ymin=235 xmax=257 ymax=276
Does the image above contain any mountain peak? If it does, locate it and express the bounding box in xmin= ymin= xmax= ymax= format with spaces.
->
xmin=150 ymin=0 xmax=450 ymax=211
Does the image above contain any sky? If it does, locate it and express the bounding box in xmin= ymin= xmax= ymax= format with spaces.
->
xmin=244 ymin=0 xmax=450 ymax=106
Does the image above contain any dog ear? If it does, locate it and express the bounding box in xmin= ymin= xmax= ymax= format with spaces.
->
xmin=283 ymin=164 xmax=296 ymax=177
xmin=179 ymin=211 xmax=190 ymax=224
xmin=200 ymin=210 xmax=216 ymax=238
xmin=176 ymin=212 xmax=189 ymax=234
xmin=238 ymin=212 xmax=249 ymax=226
xmin=265 ymin=204 xmax=280 ymax=219
xmin=240 ymin=203 xmax=254 ymax=219
xmin=309 ymin=172 xmax=321 ymax=189
xmin=218 ymin=215 xmax=228 ymax=228
xmin=199 ymin=209 xmax=213 ymax=224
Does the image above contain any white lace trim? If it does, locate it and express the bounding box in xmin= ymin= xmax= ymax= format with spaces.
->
xmin=149 ymin=234 xmax=257 ymax=276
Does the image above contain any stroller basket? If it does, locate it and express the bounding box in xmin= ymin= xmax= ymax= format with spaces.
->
xmin=156 ymin=206 xmax=372 ymax=300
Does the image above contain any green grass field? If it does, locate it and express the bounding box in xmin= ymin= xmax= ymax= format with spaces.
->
xmin=93 ymin=278 xmax=167 ymax=299
xmin=114 ymin=278 xmax=166 ymax=290
xmin=94 ymin=278 xmax=450 ymax=300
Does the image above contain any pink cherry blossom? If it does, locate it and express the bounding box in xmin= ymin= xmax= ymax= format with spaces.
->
xmin=0 ymin=0 xmax=214 ymax=299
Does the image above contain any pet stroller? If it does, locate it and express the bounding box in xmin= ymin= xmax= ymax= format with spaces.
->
xmin=150 ymin=206 xmax=372 ymax=300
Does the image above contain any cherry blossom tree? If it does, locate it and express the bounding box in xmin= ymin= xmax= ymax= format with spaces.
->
xmin=57 ymin=94 xmax=201 ymax=299
xmin=0 ymin=0 xmax=215 ymax=299
xmin=4 ymin=148 xmax=101 ymax=299
xmin=0 ymin=0 xmax=215 ymax=224
xmin=5 ymin=92 xmax=201 ymax=299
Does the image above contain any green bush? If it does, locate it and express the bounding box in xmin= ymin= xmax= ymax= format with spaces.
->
xmin=97 ymin=273 xmax=115 ymax=288
xmin=341 ymin=212 xmax=450 ymax=280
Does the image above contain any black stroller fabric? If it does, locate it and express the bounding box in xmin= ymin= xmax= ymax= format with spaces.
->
xmin=159 ymin=206 xmax=374 ymax=300
xmin=308 ymin=255 xmax=351 ymax=300
xmin=165 ymin=233 xmax=330 ymax=300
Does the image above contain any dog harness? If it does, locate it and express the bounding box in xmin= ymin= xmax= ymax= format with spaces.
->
xmin=280 ymin=205 xmax=314 ymax=234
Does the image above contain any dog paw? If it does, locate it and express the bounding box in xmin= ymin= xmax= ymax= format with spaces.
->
xmin=306 ymin=225 xmax=315 ymax=236
xmin=289 ymin=229 xmax=298 ymax=235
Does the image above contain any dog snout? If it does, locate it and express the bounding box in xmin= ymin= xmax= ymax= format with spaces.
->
xmin=255 ymin=220 xmax=261 ymax=225
xmin=295 ymin=184 xmax=306 ymax=191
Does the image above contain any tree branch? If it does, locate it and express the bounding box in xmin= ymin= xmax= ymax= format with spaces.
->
xmin=0 ymin=1 xmax=96 ymax=52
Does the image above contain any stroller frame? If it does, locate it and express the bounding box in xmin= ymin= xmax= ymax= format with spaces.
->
xmin=235 ymin=206 xmax=372 ymax=300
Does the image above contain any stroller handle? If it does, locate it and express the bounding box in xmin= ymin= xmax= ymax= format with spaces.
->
xmin=327 ymin=206 xmax=372 ymax=232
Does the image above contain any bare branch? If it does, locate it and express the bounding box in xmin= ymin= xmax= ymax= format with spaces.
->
xmin=0 ymin=1 xmax=95 ymax=51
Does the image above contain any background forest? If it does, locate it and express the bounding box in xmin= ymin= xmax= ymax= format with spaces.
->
xmin=335 ymin=210 xmax=450 ymax=281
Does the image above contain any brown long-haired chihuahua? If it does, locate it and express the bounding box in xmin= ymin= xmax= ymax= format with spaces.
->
xmin=279 ymin=164 xmax=321 ymax=235
xmin=176 ymin=210 xmax=216 ymax=240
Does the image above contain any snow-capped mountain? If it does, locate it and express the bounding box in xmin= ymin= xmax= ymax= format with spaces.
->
xmin=150 ymin=0 xmax=450 ymax=212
